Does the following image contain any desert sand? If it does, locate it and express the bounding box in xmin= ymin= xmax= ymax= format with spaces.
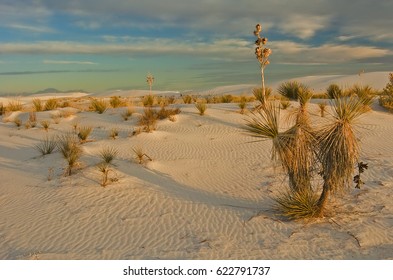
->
xmin=0 ymin=72 xmax=392 ymax=260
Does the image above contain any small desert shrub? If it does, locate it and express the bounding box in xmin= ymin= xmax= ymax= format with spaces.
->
xmin=109 ymin=127 xmax=119 ymax=139
xmin=277 ymin=81 xmax=308 ymax=100
xmin=351 ymin=85 xmax=375 ymax=110
xmin=32 ymin=98 xmax=43 ymax=112
xmin=132 ymin=147 xmax=152 ymax=164
xmin=312 ymin=93 xmax=329 ymax=99
xmin=318 ymin=102 xmax=327 ymax=117
xmin=326 ymin=84 xmax=343 ymax=99
xmin=57 ymin=133 xmax=83 ymax=176
xmin=238 ymin=97 xmax=247 ymax=114
xmin=274 ymin=189 xmax=319 ymax=220
xmin=14 ymin=117 xmax=22 ymax=127
xmin=109 ymin=96 xmax=123 ymax=108
xmin=156 ymin=107 xmax=181 ymax=120
xmin=97 ymin=163 xmax=111 ymax=187
xmin=182 ymin=95 xmax=193 ymax=104
xmin=138 ymin=108 xmax=158 ymax=132
xmin=40 ymin=120 xmax=51 ymax=131
xmin=7 ymin=99 xmax=23 ymax=112
xmin=77 ymin=126 xmax=93 ymax=142
xmin=99 ymin=146 xmax=119 ymax=164
xmin=35 ymin=136 xmax=57 ymax=156
xmin=195 ymin=102 xmax=207 ymax=115
xmin=60 ymin=109 xmax=75 ymax=118
xmin=121 ymin=107 xmax=134 ymax=121
xmin=143 ymin=95 xmax=155 ymax=107
xmin=91 ymin=98 xmax=108 ymax=114
xmin=44 ymin=98 xmax=58 ymax=111
xmin=221 ymin=94 xmax=234 ymax=103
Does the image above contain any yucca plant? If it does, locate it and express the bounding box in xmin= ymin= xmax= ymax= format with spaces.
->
xmin=44 ymin=98 xmax=58 ymax=111
xmin=57 ymin=133 xmax=83 ymax=176
xmin=77 ymin=126 xmax=93 ymax=142
xmin=351 ymin=84 xmax=375 ymax=110
xmin=326 ymin=84 xmax=343 ymax=99
xmin=277 ymin=81 xmax=309 ymax=101
xmin=35 ymin=136 xmax=57 ymax=156
xmin=132 ymin=147 xmax=152 ymax=164
xmin=143 ymin=95 xmax=155 ymax=107
xmin=274 ymin=188 xmax=319 ymax=219
xmin=182 ymin=95 xmax=193 ymax=104
xmin=97 ymin=162 xmax=111 ymax=187
xmin=99 ymin=146 xmax=118 ymax=164
xmin=195 ymin=102 xmax=207 ymax=116
xmin=318 ymin=102 xmax=327 ymax=117
xmin=253 ymin=87 xmax=272 ymax=107
xmin=91 ymin=98 xmax=108 ymax=114
xmin=316 ymin=97 xmax=368 ymax=215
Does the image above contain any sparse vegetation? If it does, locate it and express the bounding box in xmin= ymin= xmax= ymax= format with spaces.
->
xmin=195 ymin=102 xmax=207 ymax=116
xmin=0 ymin=103 xmax=5 ymax=115
xmin=380 ymin=73 xmax=393 ymax=111
xmin=146 ymin=72 xmax=154 ymax=94
xmin=91 ymin=98 xmax=108 ymax=114
xmin=318 ymin=102 xmax=327 ymax=117
xmin=142 ymin=95 xmax=155 ymax=107
xmin=109 ymin=96 xmax=123 ymax=108
xmin=182 ymin=95 xmax=193 ymax=104
xmin=32 ymin=98 xmax=43 ymax=112
xmin=77 ymin=126 xmax=93 ymax=142
xmin=99 ymin=146 xmax=119 ymax=164
xmin=132 ymin=147 xmax=152 ymax=164
xmin=274 ymin=188 xmax=319 ymax=219
xmin=57 ymin=133 xmax=83 ymax=176
xmin=121 ymin=107 xmax=134 ymax=121
xmin=13 ymin=117 xmax=22 ymax=127
xmin=277 ymin=81 xmax=309 ymax=100
xmin=109 ymin=127 xmax=119 ymax=139
xmin=35 ymin=136 xmax=57 ymax=156
xmin=44 ymin=98 xmax=58 ymax=111
xmin=138 ymin=108 xmax=158 ymax=132
xmin=40 ymin=120 xmax=51 ymax=131
xmin=253 ymin=87 xmax=272 ymax=106
xmin=238 ymin=97 xmax=247 ymax=114
xmin=326 ymin=84 xmax=343 ymax=99
xmin=156 ymin=106 xmax=181 ymax=120
xmin=6 ymin=99 xmax=23 ymax=112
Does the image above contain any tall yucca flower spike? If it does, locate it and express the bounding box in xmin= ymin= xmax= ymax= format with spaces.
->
xmin=253 ymin=23 xmax=271 ymax=107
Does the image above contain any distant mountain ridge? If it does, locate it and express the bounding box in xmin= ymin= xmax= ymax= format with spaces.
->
xmin=34 ymin=88 xmax=89 ymax=94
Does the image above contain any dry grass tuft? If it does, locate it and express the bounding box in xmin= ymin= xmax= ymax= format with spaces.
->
xmin=57 ymin=133 xmax=83 ymax=176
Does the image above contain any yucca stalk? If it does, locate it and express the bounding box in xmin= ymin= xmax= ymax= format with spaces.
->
xmin=316 ymin=97 xmax=368 ymax=215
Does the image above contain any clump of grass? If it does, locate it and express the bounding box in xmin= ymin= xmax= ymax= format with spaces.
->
xmin=274 ymin=188 xmax=319 ymax=220
xmin=156 ymin=107 xmax=181 ymax=120
xmin=99 ymin=146 xmax=119 ymax=164
xmin=7 ymin=99 xmax=23 ymax=112
xmin=40 ymin=120 xmax=51 ymax=131
xmin=318 ymin=102 xmax=327 ymax=117
xmin=44 ymin=98 xmax=58 ymax=111
xmin=221 ymin=94 xmax=233 ymax=103
xmin=77 ymin=126 xmax=93 ymax=142
xmin=32 ymin=98 xmax=43 ymax=112
xmin=91 ymin=98 xmax=108 ymax=114
xmin=35 ymin=136 xmax=57 ymax=156
xmin=132 ymin=147 xmax=152 ymax=164
xmin=109 ymin=127 xmax=119 ymax=139
xmin=57 ymin=133 xmax=83 ymax=176
xmin=121 ymin=107 xmax=135 ymax=121
xmin=182 ymin=95 xmax=193 ymax=104
xmin=195 ymin=102 xmax=207 ymax=116
xmin=138 ymin=108 xmax=157 ymax=132
xmin=109 ymin=96 xmax=123 ymax=108
xmin=380 ymin=73 xmax=393 ymax=111
xmin=238 ymin=97 xmax=247 ymax=114
xmin=143 ymin=95 xmax=155 ymax=107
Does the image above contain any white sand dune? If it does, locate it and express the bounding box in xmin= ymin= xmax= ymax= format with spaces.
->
xmin=1 ymin=73 xmax=393 ymax=260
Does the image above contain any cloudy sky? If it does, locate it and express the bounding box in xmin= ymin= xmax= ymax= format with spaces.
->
xmin=0 ymin=0 xmax=392 ymax=93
